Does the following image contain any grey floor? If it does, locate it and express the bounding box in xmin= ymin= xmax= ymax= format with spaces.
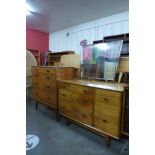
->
xmin=26 ymin=98 xmax=129 ymax=155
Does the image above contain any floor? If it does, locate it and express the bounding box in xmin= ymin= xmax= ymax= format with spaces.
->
xmin=26 ymin=98 xmax=129 ymax=155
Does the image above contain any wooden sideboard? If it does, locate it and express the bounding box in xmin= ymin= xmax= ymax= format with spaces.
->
xmin=32 ymin=66 xmax=76 ymax=111
xmin=58 ymin=79 xmax=127 ymax=146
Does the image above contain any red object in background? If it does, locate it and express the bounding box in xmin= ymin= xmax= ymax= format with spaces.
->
xmin=26 ymin=28 xmax=49 ymax=65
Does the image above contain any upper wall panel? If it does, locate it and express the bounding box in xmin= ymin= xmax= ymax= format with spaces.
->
xmin=49 ymin=11 xmax=129 ymax=53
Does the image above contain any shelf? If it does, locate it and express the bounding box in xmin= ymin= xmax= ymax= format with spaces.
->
xmin=48 ymin=51 xmax=75 ymax=66
xmin=27 ymin=48 xmax=40 ymax=66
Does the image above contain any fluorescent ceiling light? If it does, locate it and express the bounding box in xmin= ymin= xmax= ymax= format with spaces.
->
xmin=96 ymin=44 xmax=109 ymax=50
xmin=26 ymin=3 xmax=32 ymax=11
xmin=26 ymin=10 xmax=31 ymax=15
xmin=26 ymin=3 xmax=33 ymax=15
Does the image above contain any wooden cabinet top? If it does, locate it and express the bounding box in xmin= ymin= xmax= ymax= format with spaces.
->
xmin=59 ymin=79 xmax=127 ymax=92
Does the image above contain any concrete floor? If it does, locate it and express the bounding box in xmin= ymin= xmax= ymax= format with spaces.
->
xmin=26 ymin=99 xmax=129 ymax=155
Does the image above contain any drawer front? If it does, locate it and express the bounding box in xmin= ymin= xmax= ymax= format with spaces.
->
xmin=59 ymin=82 xmax=94 ymax=95
xmin=59 ymin=98 xmax=93 ymax=126
xmin=59 ymin=97 xmax=76 ymax=119
xmin=38 ymin=67 xmax=55 ymax=74
xmin=94 ymin=111 xmax=121 ymax=138
xmin=32 ymin=73 xmax=56 ymax=81
xmin=32 ymin=88 xmax=44 ymax=100
xmin=95 ymin=89 xmax=122 ymax=111
xmin=59 ymin=89 xmax=93 ymax=112
xmin=32 ymin=77 xmax=57 ymax=89
xmin=96 ymin=89 xmax=122 ymax=98
xmin=32 ymin=88 xmax=57 ymax=108
xmin=32 ymin=67 xmax=55 ymax=74
xmin=59 ymin=84 xmax=93 ymax=125
xmin=94 ymin=89 xmax=123 ymax=138
xmin=56 ymin=68 xmax=74 ymax=80
xmin=42 ymin=91 xmax=57 ymax=108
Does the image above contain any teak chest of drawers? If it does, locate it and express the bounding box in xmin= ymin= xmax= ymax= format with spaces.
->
xmin=58 ymin=79 xmax=125 ymax=146
xmin=32 ymin=66 xmax=76 ymax=111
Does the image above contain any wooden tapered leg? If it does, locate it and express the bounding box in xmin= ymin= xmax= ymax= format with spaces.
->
xmin=105 ymin=135 xmax=110 ymax=147
xmin=56 ymin=113 xmax=60 ymax=121
xmin=66 ymin=120 xmax=71 ymax=126
xmin=35 ymin=102 xmax=38 ymax=110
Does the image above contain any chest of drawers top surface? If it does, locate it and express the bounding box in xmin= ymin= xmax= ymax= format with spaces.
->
xmin=59 ymin=79 xmax=125 ymax=92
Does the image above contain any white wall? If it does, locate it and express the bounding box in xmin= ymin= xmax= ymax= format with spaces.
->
xmin=49 ymin=11 xmax=129 ymax=54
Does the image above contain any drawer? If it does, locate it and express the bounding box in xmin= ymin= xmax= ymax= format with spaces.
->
xmin=59 ymin=89 xmax=93 ymax=111
xmin=38 ymin=68 xmax=55 ymax=74
xmin=32 ymin=88 xmax=44 ymax=100
xmin=56 ymin=69 xmax=74 ymax=80
xmin=94 ymin=111 xmax=121 ymax=138
xmin=59 ymin=97 xmax=92 ymax=125
xmin=41 ymin=73 xmax=56 ymax=81
xmin=32 ymin=67 xmax=39 ymax=74
xmin=32 ymin=88 xmax=57 ymax=107
xmin=32 ymin=81 xmax=57 ymax=90
xmin=59 ymin=83 xmax=94 ymax=95
xmin=32 ymin=73 xmax=40 ymax=79
xmin=42 ymin=92 xmax=57 ymax=107
xmin=59 ymin=99 xmax=76 ymax=118
xmin=75 ymin=110 xmax=92 ymax=126
xmin=95 ymin=95 xmax=122 ymax=111
xmin=95 ymin=89 xmax=122 ymax=111
xmin=32 ymin=73 xmax=56 ymax=81
xmin=95 ymin=89 xmax=122 ymax=98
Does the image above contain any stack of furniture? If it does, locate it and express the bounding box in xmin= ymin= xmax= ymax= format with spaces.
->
xmin=48 ymin=51 xmax=75 ymax=66
xmin=30 ymin=35 xmax=129 ymax=146
xmin=27 ymin=49 xmax=40 ymax=66
xmin=60 ymin=54 xmax=81 ymax=78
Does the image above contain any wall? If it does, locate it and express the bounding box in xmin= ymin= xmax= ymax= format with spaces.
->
xmin=49 ymin=11 xmax=129 ymax=54
xmin=26 ymin=28 xmax=49 ymax=65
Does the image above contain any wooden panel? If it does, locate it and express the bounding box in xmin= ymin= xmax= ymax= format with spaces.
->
xmin=94 ymin=111 xmax=121 ymax=138
xmin=59 ymin=82 xmax=94 ymax=95
xmin=32 ymin=86 xmax=57 ymax=108
xmin=60 ymin=54 xmax=80 ymax=69
xmin=32 ymin=72 xmax=56 ymax=81
xmin=95 ymin=89 xmax=122 ymax=98
xmin=94 ymin=89 xmax=122 ymax=138
xmin=121 ymin=88 xmax=129 ymax=135
xmin=59 ymin=83 xmax=94 ymax=125
xmin=118 ymin=57 xmax=129 ymax=73
xmin=95 ymin=90 xmax=122 ymax=111
xmin=42 ymin=91 xmax=57 ymax=108
xmin=37 ymin=67 xmax=56 ymax=74
xmin=56 ymin=68 xmax=74 ymax=80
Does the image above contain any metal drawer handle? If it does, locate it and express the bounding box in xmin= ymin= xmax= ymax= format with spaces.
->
xmin=104 ymin=98 xmax=108 ymax=102
xmin=83 ymin=100 xmax=87 ymax=103
xmin=46 ymin=76 xmax=50 ymax=79
xmin=102 ymin=119 xmax=107 ymax=123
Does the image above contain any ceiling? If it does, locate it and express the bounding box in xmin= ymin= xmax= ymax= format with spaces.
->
xmin=26 ymin=0 xmax=129 ymax=33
